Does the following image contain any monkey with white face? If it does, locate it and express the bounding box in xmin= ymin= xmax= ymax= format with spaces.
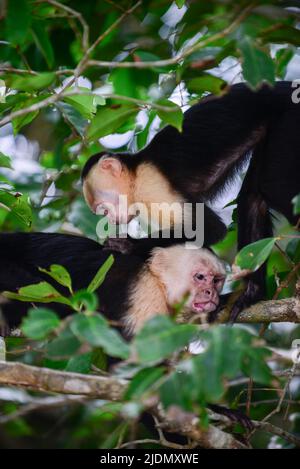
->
xmin=0 ymin=233 xmax=225 ymax=337
xmin=81 ymin=82 xmax=300 ymax=321
xmin=0 ymin=232 xmax=254 ymax=431
xmin=126 ymin=244 xmax=226 ymax=333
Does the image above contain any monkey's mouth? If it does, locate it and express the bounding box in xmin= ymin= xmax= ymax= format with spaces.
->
xmin=192 ymin=301 xmax=217 ymax=313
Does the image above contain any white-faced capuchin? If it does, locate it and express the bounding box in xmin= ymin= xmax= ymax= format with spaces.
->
xmin=0 ymin=233 xmax=225 ymax=337
xmin=81 ymin=81 xmax=300 ymax=320
xmin=0 ymin=233 xmax=254 ymax=431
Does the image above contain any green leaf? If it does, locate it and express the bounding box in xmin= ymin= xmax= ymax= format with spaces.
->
xmin=186 ymin=74 xmax=227 ymax=95
xmin=275 ymin=47 xmax=294 ymax=79
xmin=262 ymin=26 xmax=300 ymax=47
xmin=133 ymin=316 xmax=197 ymax=363
xmin=87 ymin=104 xmax=138 ymax=141
xmin=11 ymin=95 xmax=50 ymax=133
xmin=292 ymin=194 xmax=300 ymax=215
xmin=160 ymin=326 xmax=272 ymax=410
xmin=159 ymin=370 xmax=192 ymax=410
xmin=235 ymin=237 xmax=276 ymax=272
xmin=65 ymin=352 xmax=93 ymax=374
xmin=175 ymin=0 xmax=185 ymax=8
xmin=239 ymin=38 xmax=275 ymax=89
xmin=157 ymin=100 xmax=183 ymax=132
xmin=21 ymin=307 xmax=60 ymax=340
xmin=0 ymin=153 xmax=13 ymax=169
xmin=242 ymin=347 xmax=273 ymax=384
xmin=12 ymin=110 xmax=39 ymax=134
xmin=87 ymin=255 xmax=114 ymax=292
xmin=100 ymin=422 xmax=129 ymax=450
xmin=71 ymin=290 xmax=98 ymax=312
xmin=70 ymin=313 xmax=130 ymax=359
xmin=9 ymin=73 xmax=56 ymax=92
xmin=286 ymin=238 xmax=300 ymax=263
xmin=31 ymin=20 xmax=55 ymax=68
xmin=56 ymin=101 xmax=87 ymax=137
xmin=110 ymin=68 xmax=157 ymax=98
xmin=39 ymin=264 xmax=72 ymax=292
xmin=46 ymin=327 xmax=81 ymax=359
xmin=91 ymin=348 xmax=107 ymax=371
xmin=125 ymin=367 xmax=165 ymax=400
xmin=0 ymin=191 xmax=32 ymax=226
xmin=6 ymin=0 xmax=31 ymax=45
xmin=4 ymin=282 xmax=72 ymax=306
xmin=63 ymin=90 xmax=105 ymax=119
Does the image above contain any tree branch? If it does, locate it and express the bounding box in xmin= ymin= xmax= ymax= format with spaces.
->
xmin=179 ymin=297 xmax=300 ymax=324
xmin=0 ymin=361 xmax=247 ymax=449
xmin=73 ymin=0 xmax=142 ymax=80
xmin=0 ymin=361 xmax=127 ymax=399
xmin=153 ymin=406 xmax=249 ymax=449
xmin=0 ymin=395 xmax=87 ymax=424
xmin=38 ymin=0 xmax=89 ymax=51
xmin=87 ymin=2 xmax=255 ymax=71
xmin=0 ymin=89 xmax=179 ymax=128
xmin=3 ymin=296 xmax=300 ymax=340
xmin=0 ymin=2 xmax=255 ymax=129
xmin=252 ymin=420 xmax=300 ymax=448
xmin=220 ymin=297 xmax=300 ymax=324
xmin=1 ymin=360 xmax=300 ymax=448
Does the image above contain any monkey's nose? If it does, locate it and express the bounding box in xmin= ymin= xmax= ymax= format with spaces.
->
xmin=205 ymin=289 xmax=212 ymax=297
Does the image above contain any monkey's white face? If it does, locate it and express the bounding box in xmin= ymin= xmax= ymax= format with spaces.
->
xmin=188 ymin=269 xmax=225 ymax=314
xmin=83 ymin=158 xmax=134 ymax=224
xmin=150 ymin=246 xmax=226 ymax=316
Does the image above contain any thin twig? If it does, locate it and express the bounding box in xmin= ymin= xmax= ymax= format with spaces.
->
xmin=88 ymin=3 xmax=256 ymax=71
xmin=273 ymin=261 xmax=300 ymax=301
xmin=74 ymin=0 xmax=142 ymax=81
xmin=263 ymin=359 xmax=300 ymax=422
xmin=246 ymin=378 xmax=253 ymax=417
xmin=37 ymin=0 xmax=89 ymax=51
xmin=252 ymin=420 xmax=300 ymax=448
xmin=0 ymin=67 xmax=38 ymax=76
xmin=0 ymin=395 xmax=88 ymax=424
xmin=119 ymin=438 xmax=198 ymax=449
xmin=0 ymin=2 xmax=255 ymax=129
xmin=0 ymin=89 xmax=181 ymax=128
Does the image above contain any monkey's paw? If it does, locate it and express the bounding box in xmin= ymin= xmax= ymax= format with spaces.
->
xmin=230 ymin=280 xmax=264 ymax=322
xmin=208 ymin=404 xmax=254 ymax=430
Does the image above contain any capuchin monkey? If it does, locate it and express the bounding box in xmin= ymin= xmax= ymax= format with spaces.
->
xmin=0 ymin=233 xmax=254 ymax=431
xmin=82 ymin=81 xmax=300 ymax=319
xmin=0 ymin=233 xmax=225 ymax=337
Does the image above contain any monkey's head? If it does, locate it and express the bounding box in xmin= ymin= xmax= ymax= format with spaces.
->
xmin=82 ymin=152 xmax=135 ymax=224
xmin=149 ymin=246 xmax=226 ymax=317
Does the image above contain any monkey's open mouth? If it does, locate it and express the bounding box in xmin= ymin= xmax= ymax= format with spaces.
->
xmin=192 ymin=301 xmax=217 ymax=313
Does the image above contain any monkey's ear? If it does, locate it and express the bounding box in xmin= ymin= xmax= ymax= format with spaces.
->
xmin=98 ymin=157 xmax=122 ymax=177
xmin=149 ymin=248 xmax=168 ymax=279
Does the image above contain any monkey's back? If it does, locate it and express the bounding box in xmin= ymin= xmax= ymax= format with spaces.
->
xmin=0 ymin=233 xmax=145 ymax=332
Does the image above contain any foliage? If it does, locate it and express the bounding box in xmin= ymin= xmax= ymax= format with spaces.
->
xmin=0 ymin=0 xmax=300 ymax=450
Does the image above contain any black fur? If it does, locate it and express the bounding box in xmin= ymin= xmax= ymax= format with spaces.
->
xmin=0 ymin=233 xmax=146 ymax=336
xmin=82 ymin=81 xmax=300 ymax=316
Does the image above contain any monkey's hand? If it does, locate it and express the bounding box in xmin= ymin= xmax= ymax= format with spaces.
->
xmin=228 ymin=265 xmax=252 ymax=281
xmin=103 ymin=237 xmax=137 ymax=254
xmin=208 ymin=404 xmax=254 ymax=431
xmin=230 ymin=277 xmax=264 ymax=322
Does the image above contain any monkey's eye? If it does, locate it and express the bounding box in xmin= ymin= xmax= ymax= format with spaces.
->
xmin=194 ymin=273 xmax=205 ymax=281
xmin=214 ymin=277 xmax=224 ymax=285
